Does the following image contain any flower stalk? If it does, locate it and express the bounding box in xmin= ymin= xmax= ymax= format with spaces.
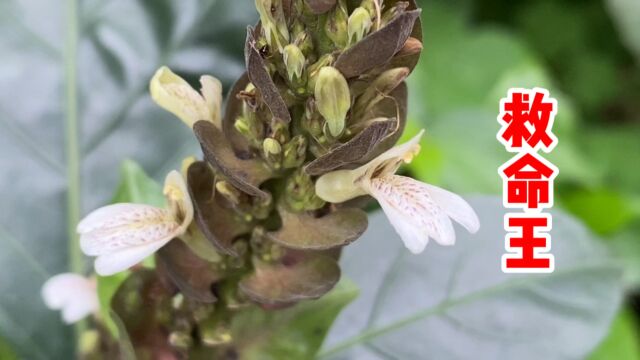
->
xmin=41 ymin=1 xmax=479 ymax=358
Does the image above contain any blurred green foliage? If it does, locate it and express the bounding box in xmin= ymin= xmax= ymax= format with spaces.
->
xmin=407 ymin=0 xmax=640 ymax=358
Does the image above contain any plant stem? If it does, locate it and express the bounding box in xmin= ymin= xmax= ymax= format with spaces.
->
xmin=64 ymin=0 xmax=85 ymax=351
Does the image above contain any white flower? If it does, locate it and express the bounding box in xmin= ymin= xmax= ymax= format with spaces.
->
xmin=150 ymin=66 xmax=223 ymax=128
xmin=315 ymin=131 xmax=480 ymax=254
xmin=41 ymin=273 xmax=98 ymax=324
xmin=78 ymin=171 xmax=194 ymax=276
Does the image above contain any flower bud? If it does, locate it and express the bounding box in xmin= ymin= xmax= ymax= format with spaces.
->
xmin=307 ymin=54 xmax=335 ymax=91
xmin=396 ymin=37 xmax=423 ymax=58
xmin=353 ymin=67 xmax=409 ymax=117
xmin=282 ymin=135 xmax=308 ymax=169
xmin=283 ymin=44 xmax=306 ymax=81
xmin=255 ymin=0 xmax=290 ymax=52
xmin=216 ymin=181 xmax=243 ymax=207
xmin=324 ymin=0 xmax=348 ymax=48
xmin=381 ymin=1 xmax=409 ymax=26
xmin=348 ymin=7 xmax=372 ymax=46
xmin=285 ymin=170 xmax=326 ymax=211
xmin=293 ymin=30 xmax=314 ymax=55
xmin=169 ymin=331 xmax=193 ymax=350
xmin=263 ymin=138 xmax=283 ymax=169
xmin=314 ymin=66 xmax=350 ymax=138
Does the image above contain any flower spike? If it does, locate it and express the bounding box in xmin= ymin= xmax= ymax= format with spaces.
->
xmin=315 ymin=130 xmax=479 ymax=253
xmin=78 ymin=171 xmax=194 ymax=276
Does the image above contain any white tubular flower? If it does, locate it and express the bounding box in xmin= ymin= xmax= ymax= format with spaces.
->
xmin=78 ymin=171 xmax=194 ymax=276
xmin=315 ymin=131 xmax=480 ymax=254
xmin=150 ymin=66 xmax=223 ymax=128
xmin=41 ymin=273 xmax=98 ymax=324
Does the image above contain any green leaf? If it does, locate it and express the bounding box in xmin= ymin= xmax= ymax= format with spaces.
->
xmin=110 ymin=159 xmax=164 ymax=206
xmin=607 ymin=225 xmax=640 ymax=288
xmin=607 ymin=0 xmax=640 ymax=61
xmin=561 ymin=189 xmax=637 ymax=235
xmin=589 ymin=308 xmax=640 ymax=360
xmin=321 ymin=196 xmax=624 ymax=359
xmin=0 ymin=336 xmax=18 ymax=360
xmin=0 ymin=1 xmax=253 ymax=358
xmin=231 ymin=279 xmax=359 ymax=360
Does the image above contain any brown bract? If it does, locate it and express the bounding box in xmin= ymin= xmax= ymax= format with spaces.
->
xmin=305 ymin=0 xmax=337 ymax=14
xmin=193 ymin=121 xmax=272 ymax=199
xmin=239 ymin=252 xmax=340 ymax=306
xmin=111 ymin=270 xmax=177 ymax=359
xmin=305 ymin=118 xmax=396 ymax=175
xmin=222 ymin=72 xmax=255 ymax=157
xmin=266 ymin=206 xmax=368 ymax=250
xmin=187 ymin=161 xmax=253 ymax=256
xmin=335 ymin=8 xmax=421 ymax=78
xmin=156 ymin=240 xmax=220 ymax=303
xmin=245 ymin=26 xmax=291 ymax=124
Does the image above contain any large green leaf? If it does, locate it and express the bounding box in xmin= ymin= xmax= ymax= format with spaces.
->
xmin=0 ymin=1 xmax=254 ymax=358
xmin=321 ymin=196 xmax=623 ymax=359
xmin=589 ymin=308 xmax=640 ymax=360
xmin=607 ymin=0 xmax=640 ymax=62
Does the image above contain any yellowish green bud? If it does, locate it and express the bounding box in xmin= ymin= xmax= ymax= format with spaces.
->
xmin=263 ymin=138 xmax=283 ymax=169
xmin=255 ymin=0 xmax=290 ymax=52
xmin=314 ymin=66 xmax=350 ymax=138
xmin=353 ymin=67 xmax=409 ymax=116
xmin=307 ymin=54 xmax=335 ymax=91
xmin=325 ymin=0 xmax=349 ymax=48
xmin=215 ymin=181 xmax=242 ymax=207
xmin=79 ymin=330 xmax=100 ymax=357
xmin=283 ymin=44 xmax=306 ymax=81
xmin=348 ymin=7 xmax=372 ymax=46
xmin=169 ymin=331 xmax=193 ymax=350
xmin=282 ymin=135 xmax=307 ymax=169
xmin=285 ymin=170 xmax=326 ymax=211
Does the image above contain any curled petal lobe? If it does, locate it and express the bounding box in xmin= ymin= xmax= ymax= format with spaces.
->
xmin=150 ymin=66 xmax=222 ymax=128
xmin=163 ymin=170 xmax=194 ymax=232
xmin=354 ymin=129 xmax=424 ymax=181
xmin=365 ymin=175 xmax=456 ymax=251
xmin=421 ymin=182 xmax=480 ymax=234
xmin=41 ymin=273 xmax=98 ymax=324
xmin=94 ymin=240 xmax=172 ymax=277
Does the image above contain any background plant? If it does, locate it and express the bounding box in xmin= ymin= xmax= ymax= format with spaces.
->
xmin=0 ymin=0 xmax=638 ymax=359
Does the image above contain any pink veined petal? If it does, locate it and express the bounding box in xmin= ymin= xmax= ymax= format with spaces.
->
xmin=366 ymin=175 xmax=457 ymax=251
xmin=78 ymin=204 xmax=179 ymax=256
xmin=422 ymin=183 xmax=480 ymax=234
xmin=94 ymin=237 xmax=174 ymax=276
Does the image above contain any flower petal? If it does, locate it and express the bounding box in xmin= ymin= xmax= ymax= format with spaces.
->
xmin=200 ymin=75 xmax=223 ymax=127
xmin=352 ymin=129 xmax=425 ymax=182
xmin=94 ymin=239 xmax=171 ymax=276
xmin=366 ymin=175 xmax=457 ymax=251
xmin=150 ymin=66 xmax=215 ymax=128
xmin=41 ymin=273 xmax=98 ymax=324
xmin=78 ymin=203 xmax=179 ymax=256
xmin=163 ymin=170 xmax=194 ymax=233
xmin=422 ymin=183 xmax=480 ymax=234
